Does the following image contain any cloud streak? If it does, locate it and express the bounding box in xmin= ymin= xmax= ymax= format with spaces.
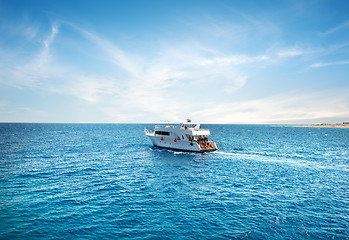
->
xmin=78 ymin=29 xmax=141 ymax=77
xmin=43 ymin=23 xmax=59 ymax=50
xmin=311 ymin=60 xmax=349 ymax=68
xmin=1 ymin=22 xmax=61 ymax=88
xmin=277 ymin=48 xmax=304 ymax=57
xmin=322 ymin=20 xmax=349 ymax=35
xmin=58 ymin=25 xmax=267 ymax=121
xmin=191 ymin=91 xmax=349 ymax=123
xmin=1 ymin=7 xmax=349 ymax=123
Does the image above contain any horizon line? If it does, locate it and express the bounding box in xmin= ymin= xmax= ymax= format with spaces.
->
xmin=0 ymin=121 xmax=346 ymax=125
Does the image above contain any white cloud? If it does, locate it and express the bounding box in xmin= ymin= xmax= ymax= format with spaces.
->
xmin=322 ymin=20 xmax=349 ymax=35
xmin=191 ymin=91 xmax=349 ymax=124
xmin=23 ymin=25 xmax=39 ymax=40
xmin=198 ymin=54 xmax=269 ymax=66
xmin=43 ymin=23 xmax=59 ymax=50
xmin=310 ymin=60 xmax=349 ymax=68
xmin=62 ymin=28 xmax=264 ymax=121
xmin=277 ymin=48 xmax=304 ymax=57
xmin=6 ymin=20 xmax=320 ymax=123
xmin=3 ymin=22 xmax=61 ymax=88
xmin=2 ymin=17 xmax=347 ymax=123
xmin=77 ymin=28 xmax=140 ymax=77
xmin=224 ymin=75 xmax=247 ymax=93
xmin=60 ymin=75 xmax=120 ymax=103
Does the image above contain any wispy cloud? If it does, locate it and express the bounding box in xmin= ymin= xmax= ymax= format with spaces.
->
xmin=43 ymin=23 xmax=59 ymax=50
xmin=224 ymin=75 xmax=247 ymax=93
xmin=58 ymin=75 xmax=120 ymax=103
xmin=3 ymin=22 xmax=61 ymax=88
xmin=1 ymin=20 xmax=257 ymax=122
xmin=198 ymin=54 xmax=269 ymax=66
xmin=1 ymin=16 xmax=40 ymax=40
xmin=191 ymin=91 xmax=349 ymax=123
xmin=58 ymin=25 xmax=269 ymax=121
xmin=310 ymin=60 xmax=349 ymax=68
xmin=2 ymin=11 xmax=348 ymax=123
xmin=277 ymin=48 xmax=304 ymax=57
xmin=322 ymin=20 xmax=349 ymax=35
xmin=77 ymin=28 xmax=140 ymax=77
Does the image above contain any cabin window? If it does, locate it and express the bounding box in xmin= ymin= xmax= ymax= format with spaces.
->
xmin=155 ymin=131 xmax=170 ymax=136
xmin=186 ymin=134 xmax=194 ymax=141
xmin=182 ymin=135 xmax=184 ymax=140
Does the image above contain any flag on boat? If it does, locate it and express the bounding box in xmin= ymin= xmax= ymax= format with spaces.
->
xmin=187 ymin=119 xmax=191 ymax=123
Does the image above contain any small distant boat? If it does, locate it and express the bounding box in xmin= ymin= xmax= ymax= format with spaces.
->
xmin=145 ymin=120 xmax=218 ymax=152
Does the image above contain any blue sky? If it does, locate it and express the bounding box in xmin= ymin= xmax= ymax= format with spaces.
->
xmin=0 ymin=0 xmax=348 ymax=123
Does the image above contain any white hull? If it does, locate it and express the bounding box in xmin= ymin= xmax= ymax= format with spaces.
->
xmin=145 ymin=123 xmax=218 ymax=152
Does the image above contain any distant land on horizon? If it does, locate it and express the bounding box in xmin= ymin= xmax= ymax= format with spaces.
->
xmin=302 ymin=122 xmax=349 ymax=128
xmin=1 ymin=121 xmax=349 ymax=127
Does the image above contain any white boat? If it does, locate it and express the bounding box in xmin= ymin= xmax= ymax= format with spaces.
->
xmin=145 ymin=121 xmax=218 ymax=152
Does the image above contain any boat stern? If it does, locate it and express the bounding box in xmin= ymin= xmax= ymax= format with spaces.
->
xmin=199 ymin=140 xmax=218 ymax=151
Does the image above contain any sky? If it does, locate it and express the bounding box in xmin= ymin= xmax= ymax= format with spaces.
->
xmin=0 ymin=0 xmax=349 ymax=123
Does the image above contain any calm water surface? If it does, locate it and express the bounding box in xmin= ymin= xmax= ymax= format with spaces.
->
xmin=0 ymin=123 xmax=348 ymax=239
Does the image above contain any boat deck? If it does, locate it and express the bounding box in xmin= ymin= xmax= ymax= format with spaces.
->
xmin=199 ymin=141 xmax=218 ymax=151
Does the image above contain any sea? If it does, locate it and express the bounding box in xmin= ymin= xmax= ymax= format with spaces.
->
xmin=0 ymin=123 xmax=348 ymax=239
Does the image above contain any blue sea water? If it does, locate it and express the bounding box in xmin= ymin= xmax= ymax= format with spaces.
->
xmin=0 ymin=123 xmax=348 ymax=239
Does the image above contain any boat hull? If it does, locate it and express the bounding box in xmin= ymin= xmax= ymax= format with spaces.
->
xmin=147 ymin=135 xmax=217 ymax=152
xmin=152 ymin=145 xmax=208 ymax=153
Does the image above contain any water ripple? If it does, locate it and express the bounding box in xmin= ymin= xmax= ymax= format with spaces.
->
xmin=0 ymin=123 xmax=348 ymax=239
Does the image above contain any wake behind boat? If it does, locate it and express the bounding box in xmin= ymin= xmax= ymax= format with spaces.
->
xmin=145 ymin=120 xmax=218 ymax=152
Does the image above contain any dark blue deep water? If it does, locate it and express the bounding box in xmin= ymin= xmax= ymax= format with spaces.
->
xmin=0 ymin=123 xmax=348 ymax=239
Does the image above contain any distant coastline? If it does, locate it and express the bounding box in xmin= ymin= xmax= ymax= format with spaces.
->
xmin=301 ymin=122 xmax=349 ymax=128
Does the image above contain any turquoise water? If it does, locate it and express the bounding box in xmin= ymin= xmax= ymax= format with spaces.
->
xmin=0 ymin=123 xmax=348 ymax=239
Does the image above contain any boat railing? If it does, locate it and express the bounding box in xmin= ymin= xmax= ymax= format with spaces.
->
xmin=154 ymin=124 xmax=210 ymax=132
xmin=191 ymin=128 xmax=209 ymax=131
xmin=155 ymin=125 xmax=175 ymax=128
